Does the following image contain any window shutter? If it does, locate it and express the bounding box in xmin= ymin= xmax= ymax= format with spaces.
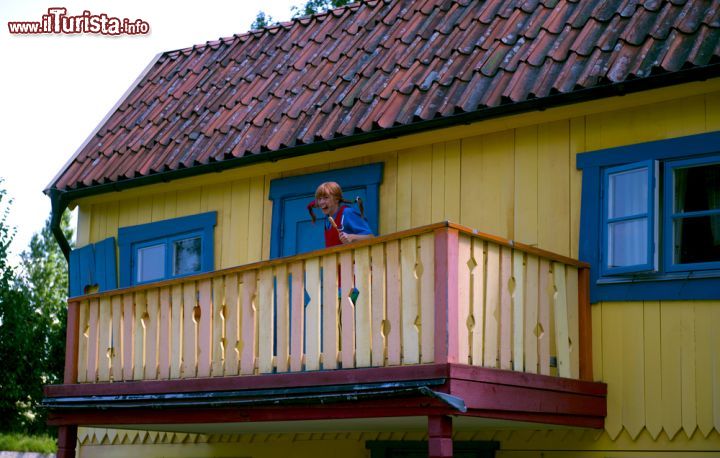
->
xmin=69 ymin=237 xmax=117 ymax=296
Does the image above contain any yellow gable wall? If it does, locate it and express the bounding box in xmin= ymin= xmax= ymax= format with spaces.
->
xmin=70 ymin=79 xmax=720 ymax=453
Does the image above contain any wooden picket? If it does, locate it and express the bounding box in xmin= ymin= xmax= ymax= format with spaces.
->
xmin=512 ymin=251 xmax=525 ymax=372
xmin=470 ymin=238 xmax=485 ymax=366
xmin=169 ymin=285 xmax=182 ymax=379
xmin=400 ymin=236 xmax=419 ymax=364
xmin=370 ymin=244 xmax=386 ymax=367
xmin=322 ymin=254 xmax=339 ymax=370
xmin=110 ymin=295 xmax=123 ymax=382
xmin=524 ymin=255 xmax=539 ymax=374
xmin=275 ymin=264 xmax=289 ymax=373
xmin=340 ymin=251 xmax=355 ymax=368
xmin=144 ymin=289 xmax=158 ymax=380
xmin=86 ymin=298 xmax=99 ymax=382
xmin=211 ymin=276 xmax=225 ymax=377
xmin=257 ymin=267 xmax=274 ymax=374
xmin=385 ymin=241 xmax=401 ymax=366
xmin=419 ymin=233 xmax=435 ymax=363
xmin=181 ymin=283 xmax=196 ymax=378
xmin=77 ymin=300 xmax=89 ymax=383
xmin=458 ymin=235 xmax=472 ymax=365
xmin=484 ymin=244 xmax=500 ymax=368
xmin=305 ymin=259 xmax=321 ymax=371
xmin=223 ymin=274 xmax=238 ymax=376
xmin=122 ymin=294 xmax=134 ymax=381
xmin=290 ymin=262 xmax=304 ymax=372
xmin=158 ymin=287 xmax=171 ymax=379
xmin=197 ymin=279 xmax=212 ymax=377
xmin=354 ymin=247 xmax=371 ymax=368
xmin=97 ymin=297 xmax=111 ymax=382
xmin=239 ymin=271 xmax=256 ymax=375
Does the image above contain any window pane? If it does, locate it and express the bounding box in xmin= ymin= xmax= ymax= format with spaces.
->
xmin=608 ymin=218 xmax=647 ymax=268
xmin=609 ymin=168 xmax=648 ymax=218
xmin=674 ymin=215 xmax=720 ymax=264
xmin=137 ymin=244 xmax=165 ymax=283
xmin=173 ymin=237 xmax=201 ymax=275
xmin=674 ymin=163 xmax=720 ymax=213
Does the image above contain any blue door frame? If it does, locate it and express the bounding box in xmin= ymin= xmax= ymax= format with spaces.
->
xmin=269 ymin=163 xmax=383 ymax=258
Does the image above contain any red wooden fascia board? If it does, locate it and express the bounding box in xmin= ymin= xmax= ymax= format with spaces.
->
xmin=45 ymin=364 xmax=451 ymax=398
xmin=448 ymin=378 xmax=606 ymax=417
xmin=45 ymin=363 xmax=606 ymax=429
xmin=47 ymin=401 xmax=454 ymax=426
xmin=447 ymin=364 xmax=607 ymax=397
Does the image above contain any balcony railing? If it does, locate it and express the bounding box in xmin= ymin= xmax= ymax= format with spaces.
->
xmin=64 ymin=222 xmax=591 ymax=385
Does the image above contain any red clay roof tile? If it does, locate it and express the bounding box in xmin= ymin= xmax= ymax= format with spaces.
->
xmin=50 ymin=0 xmax=720 ymax=192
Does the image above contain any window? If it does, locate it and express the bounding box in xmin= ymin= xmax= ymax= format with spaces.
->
xmin=578 ymin=131 xmax=720 ymax=302
xmin=664 ymin=156 xmax=720 ymax=271
xmin=601 ymin=160 xmax=657 ymax=275
xmin=118 ymin=212 xmax=216 ymax=287
xmin=269 ymin=163 xmax=383 ymax=258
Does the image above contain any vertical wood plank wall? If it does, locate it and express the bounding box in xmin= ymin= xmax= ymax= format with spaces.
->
xmin=594 ymin=300 xmax=720 ymax=444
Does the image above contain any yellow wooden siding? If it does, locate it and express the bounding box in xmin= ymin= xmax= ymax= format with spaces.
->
xmin=595 ymin=300 xmax=720 ymax=442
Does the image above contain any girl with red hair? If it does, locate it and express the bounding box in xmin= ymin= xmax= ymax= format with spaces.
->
xmin=309 ymin=182 xmax=373 ymax=247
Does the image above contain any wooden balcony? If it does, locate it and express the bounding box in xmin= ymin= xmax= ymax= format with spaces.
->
xmin=45 ymin=222 xmax=605 ymax=434
xmin=62 ymin=222 xmax=593 ymax=383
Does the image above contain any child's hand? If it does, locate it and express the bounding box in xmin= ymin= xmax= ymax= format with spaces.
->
xmin=339 ymin=231 xmax=352 ymax=244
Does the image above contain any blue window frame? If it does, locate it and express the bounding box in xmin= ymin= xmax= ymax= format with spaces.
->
xmin=269 ymin=163 xmax=383 ymax=258
xmin=578 ymin=131 xmax=720 ymax=302
xmin=118 ymin=212 xmax=216 ymax=287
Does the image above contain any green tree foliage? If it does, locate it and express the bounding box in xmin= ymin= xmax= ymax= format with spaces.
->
xmin=18 ymin=211 xmax=73 ymax=390
xmin=0 ymin=285 xmax=42 ymax=433
xmin=251 ymin=11 xmax=276 ymax=29
xmin=0 ymin=180 xmax=73 ymax=434
xmin=0 ymin=183 xmax=13 ymax=322
xmin=0 ymin=182 xmax=36 ymax=433
xmin=251 ymin=0 xmax=352 ymax=30
xmin=291 ymin=0 xmax=352 ymax=18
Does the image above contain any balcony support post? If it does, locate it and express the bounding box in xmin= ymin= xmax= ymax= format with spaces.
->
xmin=434 ymin=227 xmax=459 ymax=364
xmin=56 ymin=425 xmax=78 ymax=458
xmin=578 ymin=267 xmax=593 ymax=381
xmin=428 ymin=415 xmax=453 ymax=458
xmin=58 ymin=300 xmax=80 ymax=458
xmin=64 ymin=300 xmax=80 ymax=384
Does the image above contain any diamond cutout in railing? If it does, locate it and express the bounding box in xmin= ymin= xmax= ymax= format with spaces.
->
xmin=467 ymin=256 xmax=477 ymax=271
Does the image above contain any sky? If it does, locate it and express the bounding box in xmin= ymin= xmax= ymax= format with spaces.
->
xmin=0 ymin=0 xmax=299 ymax=265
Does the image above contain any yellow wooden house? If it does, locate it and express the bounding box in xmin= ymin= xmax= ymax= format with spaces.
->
xmin=43 ymin=0 xmax=720 ymax=457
